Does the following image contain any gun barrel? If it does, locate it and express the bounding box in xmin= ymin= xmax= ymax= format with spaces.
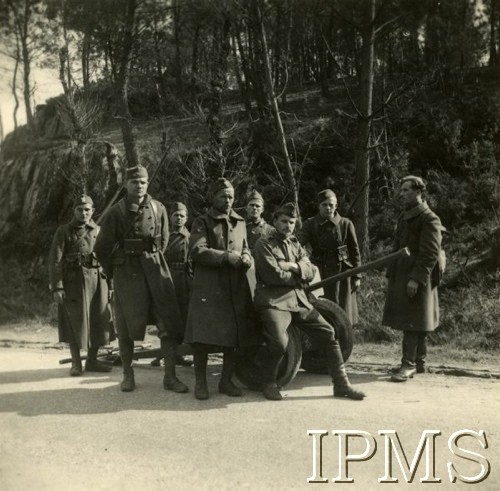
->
xmin=304 ymin=247 xmax=410 ymax=293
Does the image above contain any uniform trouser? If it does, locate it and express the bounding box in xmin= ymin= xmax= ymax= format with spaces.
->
xmin=259 ymin=306 xmax=337 ymax=383
xmin=402 ymin=331 xmax=428 ymax=368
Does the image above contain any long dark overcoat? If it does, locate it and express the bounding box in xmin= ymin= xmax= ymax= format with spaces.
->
xmin=298 ymin=213 xmax=361 ymax=324
xmin=165 ymin=226 xmax=191 ymax=328
xmin=382 ymin=202 xmax=442 ymax=332
xmin=49 ymin=219 xmax=113 ymax=349
xmin=184 ymin=208 xmax=260 ymax=347
xmin=94 ymin=195 xmax=183 ymax=341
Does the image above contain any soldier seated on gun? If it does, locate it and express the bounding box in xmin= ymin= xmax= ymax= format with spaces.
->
xmin=253 ymin=202 xmax=366 ymax=401
xmin=49 ymin=194 xmax=114 ymax=376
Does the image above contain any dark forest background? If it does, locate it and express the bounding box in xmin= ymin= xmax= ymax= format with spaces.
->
xmin=0 ymin=0 xmax=499 ymax=351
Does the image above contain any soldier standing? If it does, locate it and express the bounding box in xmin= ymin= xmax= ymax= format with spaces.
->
xmin=299 ymin=189 xmax=361 ymax=325
xmin=160 ymin=202 xmax=192 ymax=367
xmin=245 ymin=190 xmax=274 ymax=251
xmin=184 ymin=178 xmax=261 ymax=400
xmin=94 ymin=166 xmax=188 ymax=393
xmin=49 ymin=195 xmax=114 ymax=376
xmin=253 ymin=203 xmax=365 ymax=401
xmin=383 ymin=176 xmax=442 ymax=382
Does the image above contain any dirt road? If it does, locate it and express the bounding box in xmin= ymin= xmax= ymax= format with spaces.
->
xmin=0 ymin=346 xmax=499 ymax=490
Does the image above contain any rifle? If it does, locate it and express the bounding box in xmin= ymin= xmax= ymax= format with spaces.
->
xmin=305 ymin=247 xmax=410 ymax=293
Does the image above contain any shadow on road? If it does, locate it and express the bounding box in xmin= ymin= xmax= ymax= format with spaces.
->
xmin=0 ymin=363 xmax=376 ymax=417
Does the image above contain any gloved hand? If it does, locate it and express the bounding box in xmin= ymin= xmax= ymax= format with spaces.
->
xmin=226 ymin=252 xmax=243 ymax=269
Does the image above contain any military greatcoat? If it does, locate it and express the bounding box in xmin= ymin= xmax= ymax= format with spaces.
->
xmin=298 ymin=212 xmax=361 ymax=324
xmin=382 ymin=202 xmax=442 ymax=332
xmin=165 ymin=226 xmax=191 ymax=327
xmin=184 ymin=208 xmax=260 ymax=347
xmin=246 ymin=218 xmax=274 ymax=251
xmin=49 ymin=218 xmax=113 ymax=349
xmin=94 ymin=194 xmax=183 ymax=341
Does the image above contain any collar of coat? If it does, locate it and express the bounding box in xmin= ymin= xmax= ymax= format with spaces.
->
xmin=247 ymin=217 xmax=265 ymax=226
xmin=269 ymin=229 xmax=299 ymax=244
xmin=402 ymin=201 xmax=430 ymax=220
xmin=170 ymin=226 xmax=189 ymax=238
xmin=317 ymin=211 xmax=342 ymax=226
xmin=208 ymin=207 xmax=244 ymax=222
xmin=125 ymin=194 xmax=152 ymax=212
xmin=69 ymin=218 xmax=97 ymax=230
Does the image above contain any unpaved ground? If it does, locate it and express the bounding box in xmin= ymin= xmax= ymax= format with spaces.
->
xmin=0 ymin=325 xmax=499 ymax=490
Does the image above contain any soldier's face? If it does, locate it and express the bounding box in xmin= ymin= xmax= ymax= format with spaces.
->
xmin=126 ymin=178 xmax=148 ymax=200
xmin=213 ymin=189 xmax=234 ymax=214
xmin=273 ymin=214 xmax=296 ymax=238
xmin=74 ymin=204 xmax=94 ymax=224
xmin=319 ymin=197 xmax=337 ymax=218
xmin=399 ymin=181 xmax=420 ymax=208
xmin=246 ymin=199 xmax=263 ymax=220
xmin=171 ymin=210 xmax=187 ymax=229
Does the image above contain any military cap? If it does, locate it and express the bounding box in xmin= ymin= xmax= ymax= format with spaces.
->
xmin=401 ymin=175 xmax=426 ymax=192
xmin=171 ymin=202 xmax=188 ymax=213
xmin=73 ymin=194 xmax=94 ymax=208
xmin=247 ymin=189 xmax=264 ymax=204
xmin=317 ymin=189 xmax=337 ymax=203
xmin=273 ymin=202 xmax=298 ymax=219
xmin=209 ymin=178 xmax=234 ymax=197
xmin=126 ymin=165 xmax=148 ymax=180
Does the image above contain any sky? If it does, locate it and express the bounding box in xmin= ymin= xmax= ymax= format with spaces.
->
xmin=0 ymin=52 xmax=62 ymax=138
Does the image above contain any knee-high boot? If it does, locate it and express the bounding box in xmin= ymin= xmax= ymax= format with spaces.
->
xmin=161 ymin=337 xmax=188 ymax=393
xmin=193 ymin=347 xmax=209 ymax=400
xmin=69 ymin=341 xmax=82 ymax=377
xmin=326 ymin=343 xmax=365 ymax=400
xmin=119 ymin=337 xmax=135 ymax=392
xmin=85 ymin=345 xmax=112 ymax=373
xmin=261 ymin=349 xmax=284 ymax=401
xmin=219 ymin=348 xmax=242 ymax=397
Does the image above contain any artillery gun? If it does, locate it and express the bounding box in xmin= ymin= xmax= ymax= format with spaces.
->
xmin=60 ymin=249 xmax=409 ymax=389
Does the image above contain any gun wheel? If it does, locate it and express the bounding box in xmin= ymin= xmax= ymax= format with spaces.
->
xmin=300 ymin=297 xmax=353 ymax=373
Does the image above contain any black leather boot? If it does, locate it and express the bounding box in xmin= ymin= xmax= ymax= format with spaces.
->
xmin=85 ymin=346 xmax=112 ymax=373
xmin=326 ymin=343 xmax=365 ymax=400
xmin=219 ymin=348 xmax=242 ymax=397
xmin=194 ymin=347 xmax=209 ymax=400
xmin=416 ymin=332 xmax=428 ymax=373
xmin=261 ymin=349 xmax=284 ymax=401
xmin=119 ymin=338 xmax=135 ymax=392
xmin=161 ymin=338 xmax=188 ymax=393
xmin=391 ymin=331 xmax=418 ymax=382
xmin=69 ymin=341 xmax=82 ymax=377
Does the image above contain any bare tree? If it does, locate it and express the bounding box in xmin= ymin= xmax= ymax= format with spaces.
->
xmin=253 ymin=0 xmax=299 ymax=211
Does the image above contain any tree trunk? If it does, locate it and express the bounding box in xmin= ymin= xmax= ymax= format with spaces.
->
xmin=81 ymin=26 xmax=91 ymax=89
xmin=12 ymin=37 xmax=20 ymax=135
xmin=206 ymin=13 xmax=231 ymax=177
xmin=352 ymin=0 xmax=375 ymax=260
xmin=254 ymin=0 xmax=299 ymax=211
xmin=173 ymin=0 xmax=182 ymax=92
xmin=490 ymin=0 xmax=498 ymax=66
xmin=19 ymin=0 xmax=34 ymax=134
xmin=231 ymin=34 xmax=252 ymax=118
xmin=115 ymin=0 xmax=140 ymax=168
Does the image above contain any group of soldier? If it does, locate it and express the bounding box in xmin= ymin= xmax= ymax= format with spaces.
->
xmin=49 ymin=166 xmax=443 ymax=402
